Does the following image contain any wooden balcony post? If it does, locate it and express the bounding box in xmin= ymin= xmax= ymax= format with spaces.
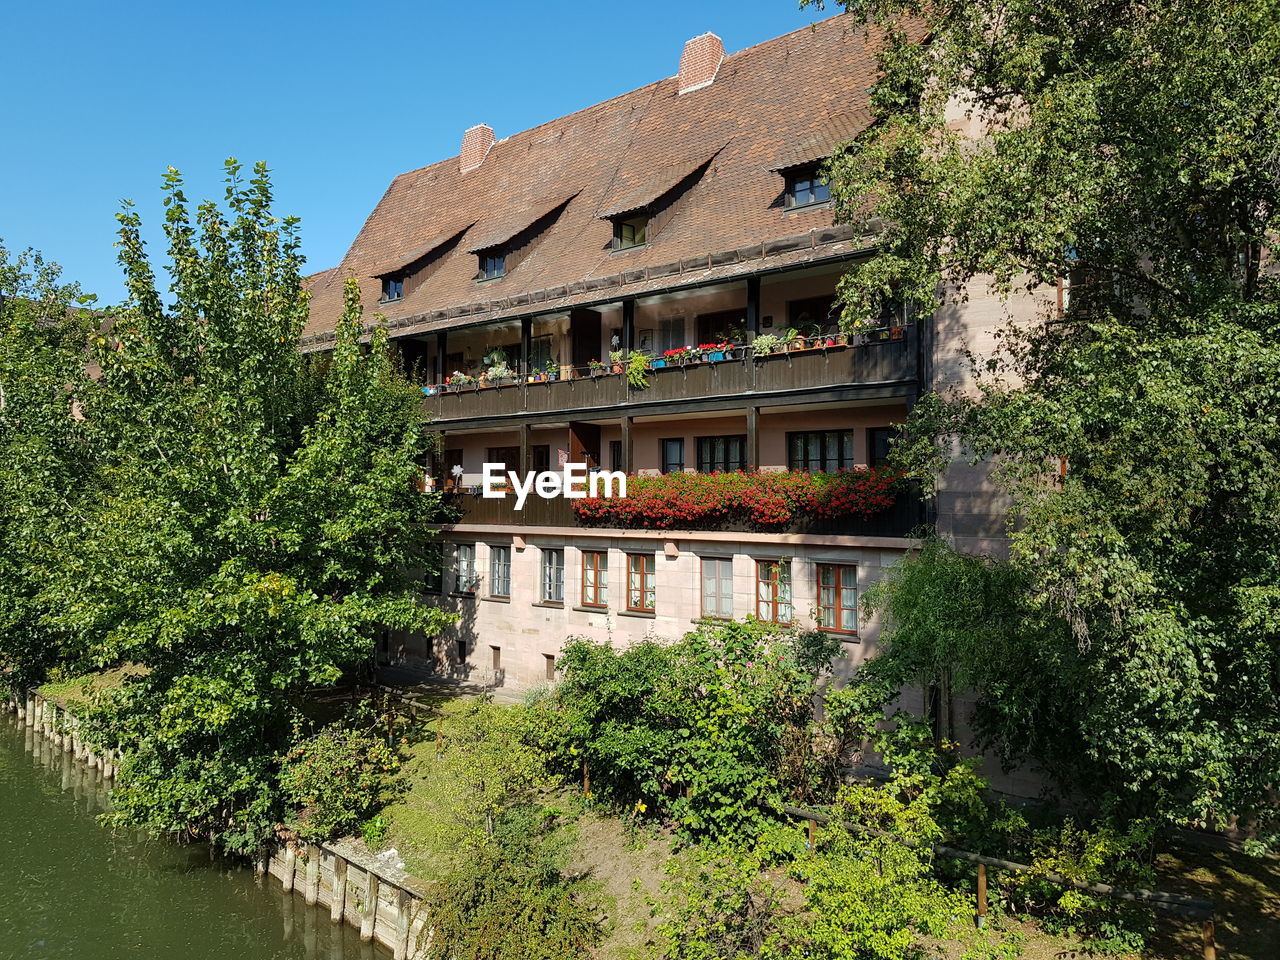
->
xmin=745 ymin=275 xmax=760 ymax=340
xmin=434 ymin=330 xmax=447 ymax=384
xmin=621 ymin=416 xmax=634 ymax=473
xmin=520 ymin=316 xmax=532 ymax=378
xmin=520 ymin=422 xmax=531 ymax=474
xmin=622 ymin=298 xmax=635 ymax=355
xmin=746 ymin=405 xmax=760 ymax=471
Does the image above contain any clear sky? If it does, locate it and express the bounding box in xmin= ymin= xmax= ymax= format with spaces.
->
xmin=1 ymin=0 xmax=832 ymax=304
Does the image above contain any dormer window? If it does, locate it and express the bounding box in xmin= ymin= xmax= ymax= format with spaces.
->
xmin=613 ymin=215 xmax=647 ymax=250
xmin=786 ymin=166 xmax=830 ymax=208
xmin=479 ymin=251 xmax=506 ymax=281
xmin=381 ymin=275 xmax=404 ymax=302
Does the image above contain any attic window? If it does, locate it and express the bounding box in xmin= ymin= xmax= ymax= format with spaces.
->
xmin=479 ymin=252 xmax=506 ymax=281
xmin=613 ymin=215 xmax=647 ymax=250
xmin=786 ymin=166 xmax=830 ymax=209
xmin=381 ymin=275 xmax=404 ymax=302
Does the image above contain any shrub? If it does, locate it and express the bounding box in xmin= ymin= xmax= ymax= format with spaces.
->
xmin=418 ymin=807 xmax=603 ymax=960
xmin=281 ymin=718 xmax=401 ymax=841
xmin=541 ymin=620 xmax=842 ymax=842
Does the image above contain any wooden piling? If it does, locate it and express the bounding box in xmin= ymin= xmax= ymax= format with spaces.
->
xmin=360 ymin=871 xmax=379 ymax=941
xmin=976 ymin=863 xmax=989 ymax=927
xmin=331 ymin=857 xmax=348 ymax=923
xmin=304 ymin=845 xmax=320 ymax=905
xmin=282 ymin=841 xmax=298 ymax=893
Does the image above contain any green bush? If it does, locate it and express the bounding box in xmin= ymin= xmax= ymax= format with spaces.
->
xmin=418 ymin=807 xmax=602 ymax=960
xmin=281 ymin=718 xmax=401 ymax=841
xmin=540 ymin=620 xmax=842 ymax=842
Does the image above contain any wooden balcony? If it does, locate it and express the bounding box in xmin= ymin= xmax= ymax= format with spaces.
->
xmin=438 ymin=482 xmax=928 ymax=539
xmin=420 ymin=331 xmax=918 ymax=426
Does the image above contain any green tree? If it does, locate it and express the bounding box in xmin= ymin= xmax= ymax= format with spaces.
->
xmin=813 ymin=0 xmax=1280 ymax=840
xmin=24 ymin=161 xmax=452 ymax=852
xmin=0 ymin=246 xmax=96 ymax=692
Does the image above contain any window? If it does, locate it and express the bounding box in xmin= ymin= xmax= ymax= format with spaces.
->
xmin=660 ymin=438 xmax=685 ymax=474
xmin=755 ymin=560 xmax=792 ymax=624
xmin=581 ymin=550 xmax=608 ymax=608
xmin=697 ymin=435 xmax=747 ymax=473
xmin=456 ymin=638 xmax=468 ymax=662
xmin=817 ymin=564 xmax=858 ymax=634
xmin=532 ymin=444 xmax=551 ymax=472
xmin=786 ymin=167 xmax=830 ymax=208
xmin=700 ymin=557 xmax=734 ymax=619
xmin=423 ymin=543 xmax=444 ymax=594
xmin=627 ymin=553 xmax=656 ymax=612
xmin=787 ymin=296 xmax=836 ymax=335
xmin=491 ymin=645 xmax=502 ymax=670
xmin=658 ymin=316 xmax=685 ymax=353
xmin=381 ymin=275 xmax=404 ymax=302
xmin=613 ymin=215 xmax=647 ymax=250
xmin=787 ymin=430 xmax=854 ymax=472
xmin=454 ymin=543 xmax=476 ymax=594
xmin=868 ymin=427 xmax=894 ymax=469
xmin=479 ymin=252 xmax=506 ymax=280
xmin=489 ymin=545 xmax=511 ymax=598
xmin=540 ymin=548 xmax=564 ymax=603
xmin=486 ymin=446 xmax=520 ymax=476
xmin=544 ymin=654 xmax=557 ymax=681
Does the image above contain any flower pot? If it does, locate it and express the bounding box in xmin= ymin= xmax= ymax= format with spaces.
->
xmin=708 ymin=351 xmax=725 ymax=362
xmin=612 ymin=363 xmax=624 ymax=374
xmin=651 ymin=359 xmax=666 ymax=369
xmin=890 ymin=326 xmax=905 ymax=340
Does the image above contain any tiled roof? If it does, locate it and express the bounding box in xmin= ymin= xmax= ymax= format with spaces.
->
xmin=303 ymin=14 xmax=898 ymax=345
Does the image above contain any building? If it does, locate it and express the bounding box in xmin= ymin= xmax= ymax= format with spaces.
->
xmin=302 ymin=15 xmax=1032 ymax=696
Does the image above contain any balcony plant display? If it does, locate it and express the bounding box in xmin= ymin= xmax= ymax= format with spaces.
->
xmin=663 ymin=346 xmax=697 ymax=365
xmin=444 ymin=371 xmax=476 ymax=391
xmin=544 ymin=357 xmax=559 ymax=381
xmin=609 ymin=349 xmax=625 ymax=374
xmin=626 ymin=351 xmax=652 ymax=389
xmin=573 ymin=467 xmax=904 ymax=531
xmin=699 ymin=342 xmax=732 ymax=362
xmin=750 ymin=333 xmax=784 ymax=357
xmin=588 ymin=358 xmax=606 ymax=377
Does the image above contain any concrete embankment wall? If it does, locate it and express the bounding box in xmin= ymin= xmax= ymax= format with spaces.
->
xmin=3 ymin=691 xmax=432 ymax=960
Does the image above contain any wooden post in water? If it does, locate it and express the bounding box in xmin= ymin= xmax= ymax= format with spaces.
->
xmin=304 ymin=845 xmax=320 ymax=905
xmin=282 ymin=841 xmax=298 ymax=893
xmin=25 ymin=695 xmax=35 ymax=726
xmin=360 ymin=871 xmax=379 ymax=941
xmin=331 ymin=857 xmax=347 ymax=923
xmin=976 ymin=863 xmax=989 ymax=928
xmin=1202 ymin=919 xmax=1216 ymax=960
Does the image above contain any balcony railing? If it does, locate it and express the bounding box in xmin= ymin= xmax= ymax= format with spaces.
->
xmin=438 ymin=479 xmax=928 ymax=539
xmin=420 ymin=329 xmax=916 ymax=422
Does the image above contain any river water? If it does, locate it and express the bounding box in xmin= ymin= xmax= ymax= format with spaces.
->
xmin=0 ymin=715 xmax=390 ymax=960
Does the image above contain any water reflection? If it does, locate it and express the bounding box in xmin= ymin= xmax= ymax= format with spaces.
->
xmin=1 ymin=714 xmax=390 ymax=960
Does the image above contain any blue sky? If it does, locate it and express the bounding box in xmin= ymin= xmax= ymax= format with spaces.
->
xmin=2 ymin=0 xmax=831 ymax=304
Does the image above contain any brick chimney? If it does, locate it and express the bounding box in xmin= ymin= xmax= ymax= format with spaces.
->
xmin=459 ymin=123 xmax=495 ymax=174
xmin=678 ymin=32 xmax=724 ymax=94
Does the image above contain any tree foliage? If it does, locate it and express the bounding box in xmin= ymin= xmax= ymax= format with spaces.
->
xmin=813 ymin=0 xmax=1280 ymax=840
xmin=1 ymin=162 xmax=452 ymax=851
xmin=541 ymin=620 xmax=843 ymax=842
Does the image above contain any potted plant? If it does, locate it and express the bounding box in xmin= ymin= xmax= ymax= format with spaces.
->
xmin=783 ymin=327 xmax=805 ymax=352
xmin=589 ymin=358 xmax=605 ymax=377
xmin=544 ymin=358 xmax=559 ymax=382
xmin=626 ymin=351 xmax=652 ymax=389
xmin=751 ymin=333 xmax=783 ymax=357
xmin=609 ymin=349 xmax=625 ymax=374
